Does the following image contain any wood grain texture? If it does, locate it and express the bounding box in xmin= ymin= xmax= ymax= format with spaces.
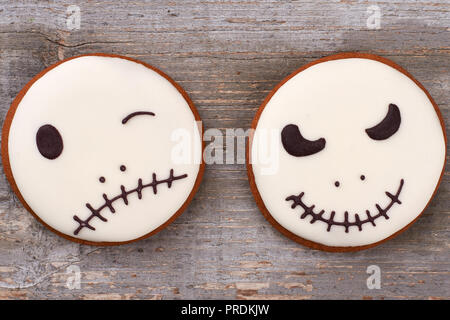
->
xmin=0 ymin=0 xmax=448 ymax=299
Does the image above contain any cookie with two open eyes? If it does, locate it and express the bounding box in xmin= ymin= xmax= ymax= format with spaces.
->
xmin=1 ymin=53 xmax=204 ymax=245
xmin=247 ymin=53 xmax=446 ymax=252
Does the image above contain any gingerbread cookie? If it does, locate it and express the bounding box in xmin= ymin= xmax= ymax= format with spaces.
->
xmin=2 ymin=54 xmax=204 ymax=245
xmin=247 ymin=53 xmax=446 ymax=252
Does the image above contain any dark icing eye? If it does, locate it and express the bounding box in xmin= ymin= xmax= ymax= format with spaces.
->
xmin=36 ymin=124 xmax=63 ymax=159
xmin=365 ymin=104 xmax=401 ymax=140
xmin=281 ymin=124 xmax=326 ymax=157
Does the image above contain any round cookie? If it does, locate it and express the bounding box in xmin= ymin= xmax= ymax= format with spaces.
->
xmin=2 ymin=53 xmax=204 ymax=245
xmin=247 ymin=53 xmax=446 ymax=252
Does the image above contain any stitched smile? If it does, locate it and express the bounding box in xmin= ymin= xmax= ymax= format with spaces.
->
xmin=73 ymin=169 xmax=188 ymax=235
xmin=285 ymin=179 xmax=404 ymax=233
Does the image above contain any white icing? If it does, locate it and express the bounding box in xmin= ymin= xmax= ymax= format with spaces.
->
xmin=251 ymin=57 xmax=445 ymax=247
xmin=8 ymin=56 xmax=202 ymax=242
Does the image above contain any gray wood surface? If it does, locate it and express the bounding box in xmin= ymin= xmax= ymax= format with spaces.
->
xmin=0 ymin=0 xmax=448 ymax=300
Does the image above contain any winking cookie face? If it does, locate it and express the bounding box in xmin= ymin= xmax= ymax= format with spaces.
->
xmin=249 ymin=54 xmax=446 ymax=251
xmin=3 ymin=55 xmax=203 ymax=244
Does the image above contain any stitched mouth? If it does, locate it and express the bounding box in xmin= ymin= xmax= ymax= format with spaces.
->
xmin=285 ymin=179 xmax=404 ymax=233
xmin=73 ymin=169 xmax=188 ymax=235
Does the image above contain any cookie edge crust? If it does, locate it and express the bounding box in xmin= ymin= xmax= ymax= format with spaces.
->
xmin=1 ymin=53 xmax=205 ymax=246
xmin=246 ymin=52 xmax=447 ymax=252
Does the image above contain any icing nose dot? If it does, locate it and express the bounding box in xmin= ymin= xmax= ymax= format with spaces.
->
xmin=334 ymin=181 xmax=340 ymax=187
xmin=120 ymin=165 xmax=126 ymax=172
xmin=360 ymin=175 xmax=366 ymax=181
xmin=99 ymin=177 xmax=106 ymax=183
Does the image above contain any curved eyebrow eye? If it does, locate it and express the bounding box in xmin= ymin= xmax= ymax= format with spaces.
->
xmin=365 ymin=104 xmax=401 ymax=140
xmin=281 ymin=124 xmax=326 ymax=157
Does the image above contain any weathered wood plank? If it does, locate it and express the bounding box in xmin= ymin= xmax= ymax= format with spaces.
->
xmin=0 ymin=0 xmax=448 ymax=299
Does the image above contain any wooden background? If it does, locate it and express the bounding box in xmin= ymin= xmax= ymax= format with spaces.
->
xmin=0 ymin=0 xmax=448 ymax=300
